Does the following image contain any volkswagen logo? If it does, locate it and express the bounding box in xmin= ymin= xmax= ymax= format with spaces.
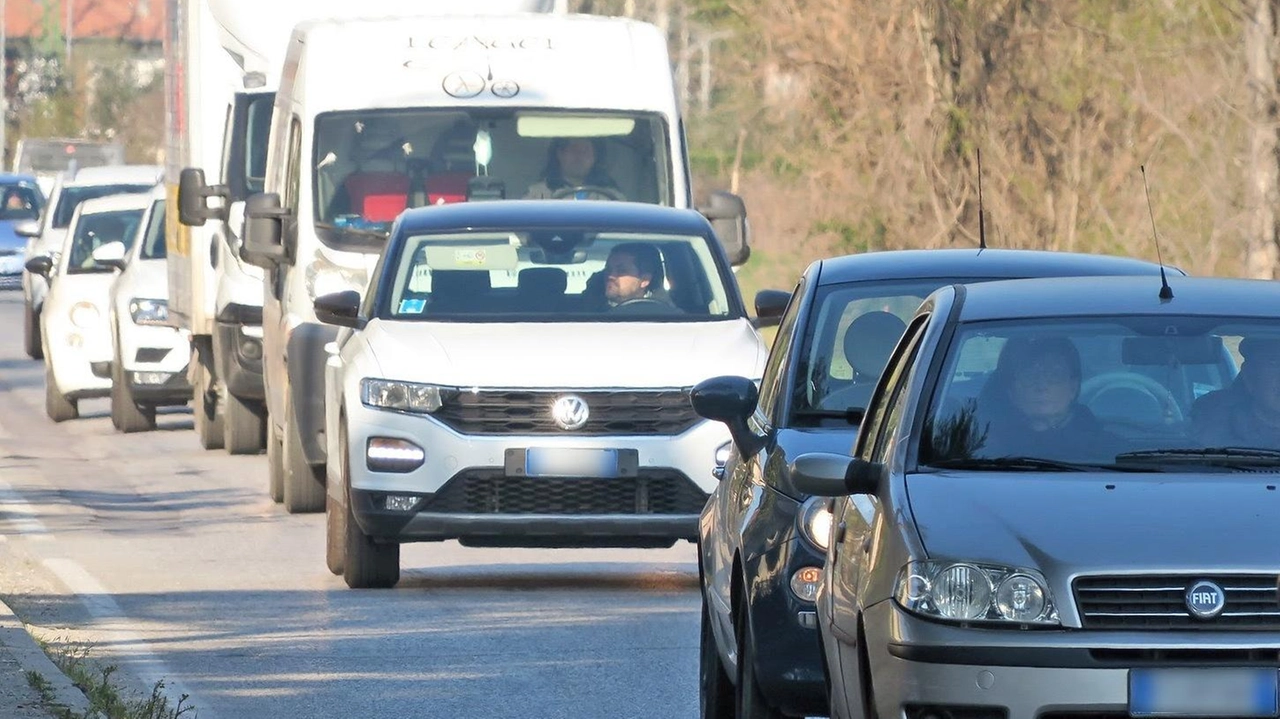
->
xmin=1185 ymin=579 xmax=1227 ymax=620
xmin=551 ymin=395 xmax=590 ymax=431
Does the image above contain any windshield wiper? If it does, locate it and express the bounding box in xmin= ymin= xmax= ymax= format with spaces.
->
xmin=1116 ymin=447 xmax=1280 ymax=467
xmin=791 ymin=408 xmax=864 ymax=425
xmin=928 ymin=456 xmax=1139 ymax=472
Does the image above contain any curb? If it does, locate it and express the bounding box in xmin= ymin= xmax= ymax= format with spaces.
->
xmin=0 ymin=596 xmax=91 ymax=717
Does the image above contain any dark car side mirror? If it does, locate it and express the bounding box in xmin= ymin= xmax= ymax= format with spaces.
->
xmin=314 ymin=290 xmax=365 ymax=329
xmin=24 ymin=254 xmax=53 ymax=277
xmin=690 ymin=375 xmax=766 ymax=457
xmin=699 ymin=190 xmax=750 ymax=267
xmin=789 ymin=452 xmax=882 ymax=497
xmin=241 ymin=193 xmax=290 ymax=268
xmin=752 ymin=289 xmax=790 ymax=329
xmin=178 ymin=167 xmax=230 ymax=227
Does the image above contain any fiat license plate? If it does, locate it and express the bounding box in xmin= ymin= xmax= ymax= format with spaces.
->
xmin=1129 ymin=668 xmax=1278 ymax=717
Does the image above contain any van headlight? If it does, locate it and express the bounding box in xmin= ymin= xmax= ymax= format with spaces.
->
xmin=894 ymin=561 xmax=1059 ymax=626
xmin=360 ymin=378 xmax=456 ymax=414
xmin=129 ymin=298 xmax=169 ymax=326
xmin=797 ymin=496 xmax=834 ymax=551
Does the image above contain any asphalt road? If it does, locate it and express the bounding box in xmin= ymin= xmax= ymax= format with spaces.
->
xmin=0 ymin=289 xmax=703 ymax=718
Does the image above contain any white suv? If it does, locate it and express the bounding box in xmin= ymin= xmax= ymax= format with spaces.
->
xmin=21 ymin=164 xmax=162 ymax=359
xmin=318 ymin=201 xmax=766 ymax=588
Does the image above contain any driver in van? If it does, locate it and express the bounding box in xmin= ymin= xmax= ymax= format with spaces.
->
xmin=1191 ymin=336 xmax=1280 ymax=448
xmin=524 ymin=138 xmax=625 ymax=201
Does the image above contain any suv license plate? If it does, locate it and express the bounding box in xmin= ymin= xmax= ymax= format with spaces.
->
xmin=1130 ymin=668 xmax=1279 ymax=717
xmin=523 ymin=448 xmax=621 ymax=478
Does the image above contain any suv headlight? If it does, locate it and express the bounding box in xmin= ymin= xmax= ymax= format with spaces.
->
xmin=894 ymin=561 xmax=1060 ymax=626
xmin=360 ymin=378 xmax=456 ymax=414
xmin=797 ymin=496 xmax=834 ymax=551
xmin=129 ymin=298 xmax=169 ymax=326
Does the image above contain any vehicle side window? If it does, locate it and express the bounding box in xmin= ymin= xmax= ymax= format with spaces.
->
xmin=284 ymin=116 xmax=302 ymax=210
xmin=755 ymin=280 xmax=806 ymax=425
xmin=858 ymin=315 xmax=929 ymax=461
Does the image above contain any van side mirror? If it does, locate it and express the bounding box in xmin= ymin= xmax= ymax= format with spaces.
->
xmin=314 ymin=290 xmax=365 ymax=329
xmin=789 ymin=452 xmax=883 ymax=497
xmin=24 ymin=254 xmax=53 ymax=277
xmin=241 ymin=193 xmax=289 ymax=268
xmin=178 ymin=167 xmax=230 ymax=227
xmin=699 ymin=190 xmax=750 ymax=267
xmin=752 ymin=289 xmax=790 ymax=329
xmin=14 ymin=219 xmax=40 ymax=238
xmin=690 ymin=375 xmax=766 ymax=457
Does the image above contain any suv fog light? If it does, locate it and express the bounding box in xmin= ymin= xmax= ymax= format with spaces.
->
xmin=238 ymin=337 xmax=263 ymax=360
xmin=132 ymin=371 xmax=170 ymax=385
xmin=383 ymin=494 xmax=421 ymax=511
xmin=790 ymin=566 xmax=822 ymax=602
xmin=67 ymin=332 xmax=83 ymax=348
xmin=366 ymin=437 xmax=425 ymax=473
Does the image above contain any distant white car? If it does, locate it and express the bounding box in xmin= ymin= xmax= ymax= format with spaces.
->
xmin=21 ymin=164 xmax=162 ymax=359
xmin=31 ymin=193 xmax=150 ymax=422
xmin=107 ymin=187 xmax=192 ymax=432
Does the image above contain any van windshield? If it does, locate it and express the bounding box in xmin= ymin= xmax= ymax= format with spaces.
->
xmin=380 ymin=229 xmax=741 ymax=322
xmin=312 ymin=109 xmax=674 ymax=243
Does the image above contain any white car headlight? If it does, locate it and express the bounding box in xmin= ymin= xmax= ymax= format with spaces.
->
xmin=894 ymin=560 xmax=1059 ymax=626
xmin=797 ymin=496 xmax=834 ymax=551
xmin=360 ymin=378 xmax=455 ymax=414
xmin=129 ymin=298 xmax=169 ymax=326
xmin=69 ymin=301 xmax=100 ymax=329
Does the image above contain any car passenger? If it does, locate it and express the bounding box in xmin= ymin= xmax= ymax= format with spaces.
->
xmin=974 ymin=336 xmax=1117 ymax=460
xmin=524 ymin=138 xmax=625 ymax=200
xmin=1191 ymin=337 xmax=1280 ymax=449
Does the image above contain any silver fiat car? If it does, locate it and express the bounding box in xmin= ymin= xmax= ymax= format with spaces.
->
xmin=794 ymin=275 xmax=1280 ymax=719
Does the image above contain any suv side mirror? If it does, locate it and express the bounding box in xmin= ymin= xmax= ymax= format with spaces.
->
xmin=699 ymin=190 xmax=750 ymax=267
xmin=314 ymin=290 xmax=365 ymax=329
xmin=241 ymin=193 xmax=289 ymax=268
xmin=24 ymin=254 xmax=53 ymax=277
xmin=752 ymin=289 xmax=790 ymax=329
xmin=13 ymin=219 xmax=40 ymax=238
xmin=178 ymin=167 xmax=230 ymax=227
xmin=690 ymin=375 xmax=766 ymax=457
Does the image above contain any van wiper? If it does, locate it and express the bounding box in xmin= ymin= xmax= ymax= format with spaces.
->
xmin=1116 ymin=447 xmax=1280 ymax=467
xmin=791 ymin=408 xmax=864 ymax=425
xmin=928 ymin=456 xmax=1137 ymax=472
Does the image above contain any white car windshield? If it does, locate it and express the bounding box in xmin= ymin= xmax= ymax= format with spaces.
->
xmin=381 ymin=229 xmax=738 ymax=322
xmin=65 ymin=209 xmax=144 ymax=274
xmin=53 ymin=184 xmax=153 ymax=228
xmin=921 ymin=316 xmax=1280 ymax=468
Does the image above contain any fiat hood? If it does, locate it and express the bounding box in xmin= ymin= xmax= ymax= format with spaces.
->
xmin=362 ymin=319 xmax=766 ymax=388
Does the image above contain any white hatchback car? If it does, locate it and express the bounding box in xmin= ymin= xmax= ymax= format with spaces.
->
xmin=29 ymin=193 xmax=150 ymax=421
xmin=318 ymin=201 xmax=767 ymax=588
xmin=107 ymin=188 xmax=192 ymax=432
xmin=21 ymin=164 xmax=162 ymax=359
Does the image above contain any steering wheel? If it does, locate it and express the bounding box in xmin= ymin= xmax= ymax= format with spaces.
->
xmin=610 ymin=298 xmax=679 ymax=314
xmin=551 ymin=185 xmax=626 ymax=201
xmin=1080 ymin=371 xmax=1184 ymax=424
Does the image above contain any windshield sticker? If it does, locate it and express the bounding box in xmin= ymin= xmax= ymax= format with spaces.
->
xmin=398 ymin=298 xmax=426 ymax=314
xmin=455 ymin=249 xmax=488 ymax=267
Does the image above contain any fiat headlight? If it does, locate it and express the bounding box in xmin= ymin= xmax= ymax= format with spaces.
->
xmin=69 ymin=301 xmax=100 ymax=329
xmin=360 ymin=378 xmax=456 ymax=414
xmin=306 ymin=254 xmax=369 ymax=301
xmin=894 ymin=561 xmax=1059 ymax=626
xmin=129 ymin=298 xmax=169 ymax=326
xmin=797 ymin=496 xmax=834 ymax=551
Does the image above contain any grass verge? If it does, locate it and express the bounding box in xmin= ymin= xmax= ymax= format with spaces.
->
xmin=26 ymin=641 xmax=196 ymax=719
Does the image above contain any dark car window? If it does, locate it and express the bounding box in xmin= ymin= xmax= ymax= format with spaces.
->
xmin=140 ymin=200 xmax=166 ymax=260
xmin=0 ymin=183 xmax=44 ymax=221
xmin=921 ymin=316 xmax=1252 ymax=467
xmin=65 ymin=209 xmax=144 ymax=273
xmin=756 ymin=279 xmax=805 ymax=425
xmin=859 ymin=314 xmax=929 ymax=462
xmin=53 ymin=184 xmax=154 ymax=228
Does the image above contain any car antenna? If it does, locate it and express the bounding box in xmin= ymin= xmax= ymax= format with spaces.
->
xmin=1140 ymin=165 xmax=1174 ymax=300
xmin=977 ymin=148 xmax=987 ymax=251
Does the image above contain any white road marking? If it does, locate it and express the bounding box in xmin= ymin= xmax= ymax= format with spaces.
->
xmin=0 ymin=477 xmax=52 ymax=541
xmin=40 ymin=558 xmax=218 ymax=719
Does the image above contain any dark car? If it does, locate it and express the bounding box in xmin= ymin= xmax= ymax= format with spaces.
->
xmin=690 ymin=249 xmax=1177 ymax=719
xmin=790 ymin=275 xmax=1279 ymax=719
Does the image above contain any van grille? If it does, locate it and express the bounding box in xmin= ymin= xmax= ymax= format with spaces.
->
xmin=1075 ymin=575 xmax=1280 ymax=630
xmin=421 ymin=468 xmax=708 ymax=515
xmin=433 ymin=389 xmax=701 ymax=436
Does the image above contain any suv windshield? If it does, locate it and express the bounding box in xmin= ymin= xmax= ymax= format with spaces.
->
xmin=790 ymin=279 xmax=958 ymax=426
xmin=314 ymin=109 xmax=672 ymax=241
xmin=53 ymin=184 xmax=154 ymax=228
xmin=920 ymin=316 xmax=1275 ymax=469
xmin=0 ymin=182 xmax=44 ymax=221
xmin=381 ymin=229 xmax=738 ymax=322
xmin=140 ymin=200 xmax=166 ymax=260
xmin=65 ymin=209 xmax=144 ymax=274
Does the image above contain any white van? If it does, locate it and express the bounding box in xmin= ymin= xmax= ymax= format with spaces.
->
xmin=240 ymin=12 xmax=751 ymax=513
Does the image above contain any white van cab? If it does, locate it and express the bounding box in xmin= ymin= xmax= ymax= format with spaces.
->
xmin=239 ymin=12 xmax=751 ymax=513
xmin=108 ymin=187 xmax=192 ymax=433
xmin=26 ymin=193 xmax=151 ymax=422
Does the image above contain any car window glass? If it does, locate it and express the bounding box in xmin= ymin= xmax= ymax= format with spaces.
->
xmin=140 ymin=200 xmax=166 ymax=260
xmin=65 ymin=208 xmax=144 ymax=273
xmin=53 ymin=184 xmax=154 ymax=228
xmin=757 ymin=281 xmax=805 ymax=423
xmin=922 ymin=317 xmax=1252 ymax=468
xmin=0 ymin=183 xmax=43 ymax=221
xmin=858 ymin=315 xmax=928 ymax=461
